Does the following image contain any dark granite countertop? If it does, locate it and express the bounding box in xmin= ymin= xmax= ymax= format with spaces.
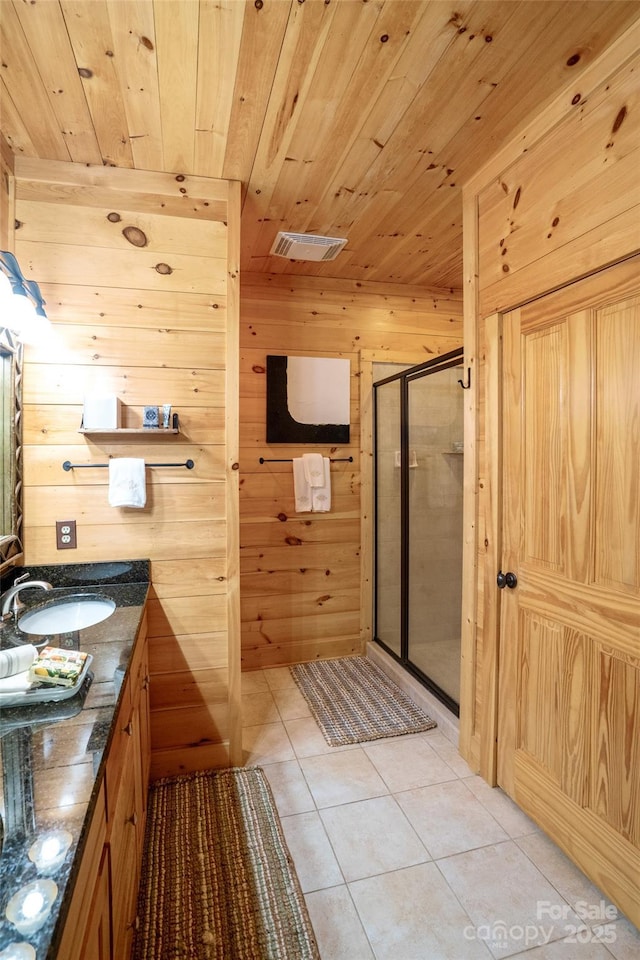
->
xmin=0 ymin=560 xmax=149 ymax=959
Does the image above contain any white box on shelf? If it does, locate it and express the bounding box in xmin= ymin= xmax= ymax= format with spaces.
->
xmin=82 ymin=395 xmax=122 ymax=430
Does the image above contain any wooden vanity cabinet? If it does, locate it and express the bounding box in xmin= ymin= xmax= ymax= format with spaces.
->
xmin=81 ymin=845 xmax=111 ymax=960
xmin=57 ymin=616 xmax=150 ymax=960
xmin=57 ymin=783 xmax=110 ymax=960
xmin=109 ymin=614 xmax=150 ymax=960
xmin=110 ymin=736 xmax=140 ymax=960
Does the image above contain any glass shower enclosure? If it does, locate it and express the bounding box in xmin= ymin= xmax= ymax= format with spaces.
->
xmin=373 ymin=349 xmax=464 ymax=715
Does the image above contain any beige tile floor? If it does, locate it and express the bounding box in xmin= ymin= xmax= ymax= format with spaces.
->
xmin=241 ymin=666 xmax=640 ymax=960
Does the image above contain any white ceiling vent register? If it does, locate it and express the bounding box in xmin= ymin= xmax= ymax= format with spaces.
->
xmin=270 ymin=231 xmax=348 ymax=262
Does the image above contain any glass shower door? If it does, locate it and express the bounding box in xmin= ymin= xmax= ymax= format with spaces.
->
xmin=406 ymin=366 xmax=463 ymax=706
xmin=373 ymin=350 xmax=463 ymax=714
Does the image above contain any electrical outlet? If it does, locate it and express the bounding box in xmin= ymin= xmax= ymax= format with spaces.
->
xmin=56 ymin=520 xmax=77 ymax=550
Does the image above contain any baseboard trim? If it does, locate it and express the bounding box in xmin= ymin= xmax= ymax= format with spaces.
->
xmin=366 ymin=642 xmax=460 ymax=747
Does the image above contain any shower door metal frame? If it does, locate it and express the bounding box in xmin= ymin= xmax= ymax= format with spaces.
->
xmin=373 ymin=347 xmax=464 ymax=716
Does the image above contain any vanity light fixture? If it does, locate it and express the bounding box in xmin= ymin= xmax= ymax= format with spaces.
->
xmin=0 ymin=250 xmax=49 ymax=343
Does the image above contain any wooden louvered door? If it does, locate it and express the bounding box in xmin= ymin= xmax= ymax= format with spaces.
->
xmin=497 ymin=255 xmax=640 ymax=927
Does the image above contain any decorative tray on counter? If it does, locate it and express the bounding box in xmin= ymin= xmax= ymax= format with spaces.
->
xmin=0 ymin=653 xmax=93 ymax=707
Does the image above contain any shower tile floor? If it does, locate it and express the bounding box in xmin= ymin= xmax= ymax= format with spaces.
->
xmin=242 ymin=667 xmax=640 ymax=960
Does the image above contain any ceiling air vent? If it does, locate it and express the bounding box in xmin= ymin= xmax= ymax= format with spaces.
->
xmin=270 ymin=231 xmax=348 ymax=262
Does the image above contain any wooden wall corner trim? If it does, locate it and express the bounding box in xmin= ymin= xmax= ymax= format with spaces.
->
xmin=1 ymin=132 xmax=15 ymax=251
xmin=478 ymin=311 xmax=502 ymax=786
xmin=226 ymin=178 xmax=242 ymax=766
xmin=459 ymin=190 xmax=480 ymax=767
xmin=359 ymin=351 xmax=374 ymax=649
xmin=1 ymin=132 xmax=14 ymax=175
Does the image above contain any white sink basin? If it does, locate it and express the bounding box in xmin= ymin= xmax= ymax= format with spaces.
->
xmin=18 ymin=596 xmax=116 ymax=635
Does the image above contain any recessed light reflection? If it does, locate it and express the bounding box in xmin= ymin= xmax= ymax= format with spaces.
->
xmin=28 ymin=830 xmax=73 ymax=875
xmin=5 ymin=880 xmax=58 ymax=936
xmin=0 ymin=942 xmax=37 ymax=960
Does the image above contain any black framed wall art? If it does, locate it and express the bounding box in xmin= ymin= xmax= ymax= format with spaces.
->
xmin=266 ymin=355 xmax=350 ymax=444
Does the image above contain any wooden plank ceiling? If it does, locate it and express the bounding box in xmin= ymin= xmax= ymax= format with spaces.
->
xmin=1 ymin=0 xmax=639 ymax=290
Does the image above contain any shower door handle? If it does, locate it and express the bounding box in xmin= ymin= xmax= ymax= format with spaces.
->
xmin=497 ymin=570 xmax=518 ymax=589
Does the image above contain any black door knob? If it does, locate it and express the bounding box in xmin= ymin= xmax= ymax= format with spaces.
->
xmin=497 ymin=570 xmax=518 ymax=589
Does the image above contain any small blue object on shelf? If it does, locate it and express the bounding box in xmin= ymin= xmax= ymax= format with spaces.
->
xmin=143 ymin=406 xmax=159 ymax=428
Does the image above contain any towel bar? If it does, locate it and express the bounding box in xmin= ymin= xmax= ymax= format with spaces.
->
xmin=259 ymin=456 xmax=353 ymax=464
xmin=63 ymin=460 xmax=194 ymax=471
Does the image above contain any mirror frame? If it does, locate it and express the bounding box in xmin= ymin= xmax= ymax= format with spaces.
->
xmin=0 ymin=324 xmax=24 ymax=574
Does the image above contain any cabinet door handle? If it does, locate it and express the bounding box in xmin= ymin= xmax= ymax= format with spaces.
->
xmin=127 ymin=811 xmax=138 ymax=827
xmin=143 ymin=674 xmax=150 ymax=690
xmin=124 ymin=720 xmax=134 ymax=736
xmin=127 ymin=915 xmax=140 ymax=932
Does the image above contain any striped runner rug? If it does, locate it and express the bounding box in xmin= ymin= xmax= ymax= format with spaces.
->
xmin=133 ymin=767 xmax=319 ymax=960
xmin=290 ymin=655 xmax=437 ymax=746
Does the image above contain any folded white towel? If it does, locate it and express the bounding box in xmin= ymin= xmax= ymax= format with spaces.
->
xmin=0 ymin=670 xmax=34 ymax=695
xmin=310 ymin=457 xmax=331 ymax=513
xmin=108 ymin=458 xmax=147 ymax=508
xmin=0 ymin=644 xmax=38 ymax=680
xmin=302 ymin=453 xmax=325 ymax=488
xmin=293 ymin=458 xmax=312 ymax=513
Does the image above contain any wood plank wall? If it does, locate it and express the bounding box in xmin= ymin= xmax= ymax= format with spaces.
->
xmin=239 ymin=273 xmax=463 ymax=670
xmin=459 ymin=23 xmax=640 ymax=776
xmin=476 ymin=42 xmax=640 ymax=316
xmin=13 ymin=158 xmax=240 ymax=777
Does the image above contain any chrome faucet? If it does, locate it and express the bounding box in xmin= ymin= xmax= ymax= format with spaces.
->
xmin=1 ymin=573 xmax=53 ymax=619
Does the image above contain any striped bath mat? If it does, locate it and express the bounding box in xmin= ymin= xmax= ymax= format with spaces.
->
xmin=290 ymin=655 xmax=436 ymax=746
xmin=133 ymin=767 xmax=319 ymax=960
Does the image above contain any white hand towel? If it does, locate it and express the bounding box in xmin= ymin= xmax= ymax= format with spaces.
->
xmin=0 ymin=670 xmax=34 ymax=695
xmin=292 ymin=458 xmax=312 ymax=513
xmin=302 ymin=453 xmax=325 ymax=488
xmin=0 ymin=644 xmax=37 ymax=680
xmin=311 ymin=457 xmax=331 ymax=513
xmin=108 ymin=458 xmax=147 ymax=508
